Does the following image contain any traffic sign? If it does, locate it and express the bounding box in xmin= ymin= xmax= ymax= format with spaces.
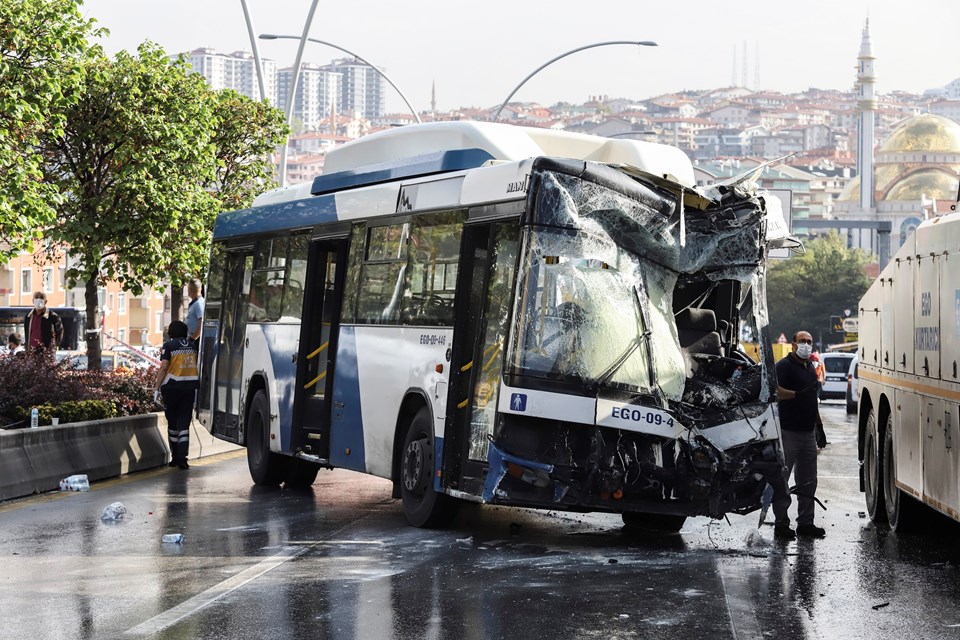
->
xmin=776 ymin=333 xmax=788 ymax=344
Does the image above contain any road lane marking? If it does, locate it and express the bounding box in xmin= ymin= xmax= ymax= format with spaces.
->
xmin=123 ymin=546 xmax=308 ymax=637
xmin=718 ymin=559 xmax=761 ymax=640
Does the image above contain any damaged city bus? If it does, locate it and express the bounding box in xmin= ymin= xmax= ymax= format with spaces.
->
xmin=197 ymin=121 xmax=794 ymax=530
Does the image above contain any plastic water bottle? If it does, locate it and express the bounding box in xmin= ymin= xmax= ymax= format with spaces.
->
xmin=30 ymin=407 xmax=38 ymax=428
xmin=59 ymin=474 xmax=90 ymax=491
xmin=161 ymin=533 xmax=185 ymax=544
xmin=730 ymin=366 xmax=744 ymax=383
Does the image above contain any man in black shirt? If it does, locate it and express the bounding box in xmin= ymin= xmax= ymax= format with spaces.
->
xmin=772 ymin=330 xmax=826 ymax=539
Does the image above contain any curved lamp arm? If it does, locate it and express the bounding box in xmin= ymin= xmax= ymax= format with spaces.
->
xmin=493 ymin=40 xmax=657 ymax=122
xmin=260 ymin=34 xmax=421 ymax=124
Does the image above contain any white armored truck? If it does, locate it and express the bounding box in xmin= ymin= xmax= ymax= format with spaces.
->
xmin=857 ymin=200 xmax=960 ymax=530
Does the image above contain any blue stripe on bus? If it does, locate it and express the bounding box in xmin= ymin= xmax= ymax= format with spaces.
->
xmin=213 ymin=194 xmax=338 ymax=240
xmin=329 ymin=326 xmax=366 ymax=471
xmin=310 ymin=148 xmax=495 ymax=196
xmin=258 ymin=324 xmax=300 ymax=451
xmin=434 ymin=436 xmax=443 ymax=492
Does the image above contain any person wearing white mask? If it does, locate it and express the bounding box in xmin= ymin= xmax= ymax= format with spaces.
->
xmin=771 ymin=330 xmax=826 ymax=540
xmin=23 ymin=291 xmax=63 ymax=356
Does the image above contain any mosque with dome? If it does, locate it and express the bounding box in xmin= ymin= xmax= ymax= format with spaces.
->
xmin=834 ymin=22 xmax=960 ymax=252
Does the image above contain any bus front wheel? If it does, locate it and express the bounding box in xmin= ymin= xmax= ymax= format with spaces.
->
xmin=622 ymin=512 xmax=686 ymax=533
xmin=247 ymin=389 xmax=283 ymax=487
xmin=400 ymin=406 xmax=456 ymax=528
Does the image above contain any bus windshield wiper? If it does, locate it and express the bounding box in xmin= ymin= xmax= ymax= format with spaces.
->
xmin=592 ymin=287 xmax=651 ymax=390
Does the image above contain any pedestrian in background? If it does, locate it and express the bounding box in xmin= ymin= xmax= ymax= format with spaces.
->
xmin=23 ymin=292 xmax=62 ymax=356
xmin=185 ymin=278 xmax=204 ymax=342
xmin=5 ymin=333 xmax=24 ymax=355
xmin=772 ymin=329 xmax=827 ymax=540
xmin=153 ymin=320 xmax=199 ymax=470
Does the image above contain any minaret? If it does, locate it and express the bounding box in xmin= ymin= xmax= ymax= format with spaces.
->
xmin=857 ymin=18 xmax=877 ymax=214
xmin=431 ymin=79 xmax=436 ymax=114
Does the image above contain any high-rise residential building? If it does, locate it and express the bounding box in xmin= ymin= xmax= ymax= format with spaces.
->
xmin=277 ymin=64 xmax=342 ymax=131
xmin=184 ymin=48 xmax=277 ymax=104
xmin=321 ymin=58 xmax=386 ymax=119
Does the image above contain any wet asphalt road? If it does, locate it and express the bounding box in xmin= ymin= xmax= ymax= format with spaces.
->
xmin=3 ymin=403 xmax=960 ymax=640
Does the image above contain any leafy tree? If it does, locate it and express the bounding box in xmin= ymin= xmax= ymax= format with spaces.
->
xmin=41 ymin=43 xmax=220 ymax=369
xmin=766 ymin=232 xmax=873 ymax=348
xmin=167 ymin=88 xmax=288 ymax=320
xmin=0 ymin=0 xmax=99 ymax=260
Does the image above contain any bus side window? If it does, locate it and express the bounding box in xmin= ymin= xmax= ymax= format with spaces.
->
xmin=204 ymin=242 xmax=227 ymax=321
xmin=356 ymin=222 xmax=409 ymax=325
xmin=340 ymin=224 xmax=366 ymax=324
xmin=282 ymin=234 xmax=309 ymax=319
xmin=248 ymin=237 xmax=288 ymax=322
xmin=403 ymin=211 xmax=465 ymax=327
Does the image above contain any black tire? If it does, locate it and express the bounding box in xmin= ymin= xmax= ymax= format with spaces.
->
xmin=863 ymin=408 xmax=886 ymax=523
xmin=246 ymin=390 xmax=283 ymax=486
xmin=622 ymin=512 xmax=686 ymax=533
xmin=882 ymin=414 xmax=925 ymax=531
xmin=400 ymin=406 xmax=456 ymax=528
xmin=283 ymin=458 xmax=319 ymax=487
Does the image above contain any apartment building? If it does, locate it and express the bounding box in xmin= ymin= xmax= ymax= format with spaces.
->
xmin=185 ymin=48 xmax=278 ymax=104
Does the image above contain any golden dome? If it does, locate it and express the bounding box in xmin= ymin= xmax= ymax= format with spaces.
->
xmin=878 ymin=114 xmax=960 ymax=154
xmin=885 ymin=169 xmax=959 ymax=201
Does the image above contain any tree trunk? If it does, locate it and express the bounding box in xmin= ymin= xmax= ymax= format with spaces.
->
xmin=170 ymin=280 xmax=184 ymax=324
xmin=84 ymin=274 xmax=103 ymax=370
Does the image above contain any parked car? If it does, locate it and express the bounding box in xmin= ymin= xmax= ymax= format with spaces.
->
xmin=56 ymin=350 xmax=115 ymax=371
xmin=846 ymin=355 xmax=859 ymax=414
xmin=819 ymin=352 xmax=855 ymax=400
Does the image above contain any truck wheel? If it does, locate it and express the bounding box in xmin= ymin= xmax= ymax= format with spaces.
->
xmin=247 ymin=390 xmax=283 ymax=486
xmin=882 ymin=415 xmax=924 ymax=531
xmin=400 ymin=406 xmax=456 ymax=528
xmin=863 ymin=408 xmax=885 ymax=523
xmin=622 ymin=512 xmax=686 ymax=533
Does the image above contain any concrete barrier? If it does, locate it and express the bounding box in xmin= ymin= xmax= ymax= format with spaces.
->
xmin=0 ymin=413 xmax=240 ymax=502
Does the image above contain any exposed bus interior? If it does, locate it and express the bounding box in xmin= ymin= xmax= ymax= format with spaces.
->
xmin=485 ymin=160 xmax=783 ymax=519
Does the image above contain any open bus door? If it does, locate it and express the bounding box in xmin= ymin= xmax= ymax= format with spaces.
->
xmin=444 ymin=220 xmax=519 ymax=495
xmin=209 ymin=247 xmax=254 ymax=442
xmin=291 ymin=237 xmax=348 ymax=459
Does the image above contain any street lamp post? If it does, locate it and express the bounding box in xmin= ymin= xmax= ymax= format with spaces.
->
xmin=260 ymin=33 xmax=422 ymax=186
xmin=493 ymin=40 xmax=658 ymax=122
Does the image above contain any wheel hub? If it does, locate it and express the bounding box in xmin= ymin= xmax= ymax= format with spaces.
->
xmin=403 ymin=439 xmax=426 ymax=493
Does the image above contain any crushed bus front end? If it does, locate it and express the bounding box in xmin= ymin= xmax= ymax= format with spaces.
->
xmin=477 ymin=157 xmax=791 ymax=521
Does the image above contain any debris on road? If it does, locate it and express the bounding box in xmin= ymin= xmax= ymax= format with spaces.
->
xmin=872 ymin=602 xmax=890 ymax=610
xmin=59 ymin=474 xmax=90 ymax=491
xmin=100 ymin=502 xmax=126 ymax=521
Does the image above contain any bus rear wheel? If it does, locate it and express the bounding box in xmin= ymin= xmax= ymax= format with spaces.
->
xmin=882 ymin=415 xmax=925 ymax=532
xmin=400 ymin=406 xmax=455 ymax=528
xmin=863 ymin=408 xmax=886 ymax=523
xmin=622 ymin=512 xmax=686 ymax=533
xmin=247 ymin=389 xmax=283 ymax=487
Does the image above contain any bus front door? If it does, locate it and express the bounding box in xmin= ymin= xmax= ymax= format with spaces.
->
xmin=292 ymin=238 xmax=347 ymax=459
xmin=213 ymin=248 xmax=254 ymax=442
xmin=445 ymin=222 xmax=518 ymax=495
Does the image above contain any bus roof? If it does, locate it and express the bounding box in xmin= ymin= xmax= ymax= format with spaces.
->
xmin=253 ymin=121 xmax=695 ymax=209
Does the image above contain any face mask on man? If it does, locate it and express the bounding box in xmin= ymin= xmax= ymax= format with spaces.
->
xmin=796 ymin=343 xmax=813 ymax=359
xmin=33 ymin=299 xmax=44 ymax=310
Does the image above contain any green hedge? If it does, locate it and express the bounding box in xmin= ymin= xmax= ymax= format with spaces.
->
xmin=10 ymin=400 xmax=117 ymax=426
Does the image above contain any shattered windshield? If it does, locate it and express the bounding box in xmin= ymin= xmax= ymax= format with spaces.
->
xmin=507 ymin=226 xmax=653 ymax=391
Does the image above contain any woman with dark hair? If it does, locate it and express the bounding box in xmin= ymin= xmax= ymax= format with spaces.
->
xmin=153 ymin=320 xmax=199 ymax=469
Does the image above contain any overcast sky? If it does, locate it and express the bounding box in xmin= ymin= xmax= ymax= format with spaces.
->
xmin=81 ymin=0 xmax=960 ymax=114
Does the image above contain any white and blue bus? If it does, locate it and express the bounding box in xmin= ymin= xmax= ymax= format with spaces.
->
xmin=197 ymin=121 xmax=793 ymax=530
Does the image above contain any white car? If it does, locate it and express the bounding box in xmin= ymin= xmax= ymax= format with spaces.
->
xmin=819 ymin=352 xmax=855 ymax=400
xmin=846 ymin=355 xmax=859 ymax=414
